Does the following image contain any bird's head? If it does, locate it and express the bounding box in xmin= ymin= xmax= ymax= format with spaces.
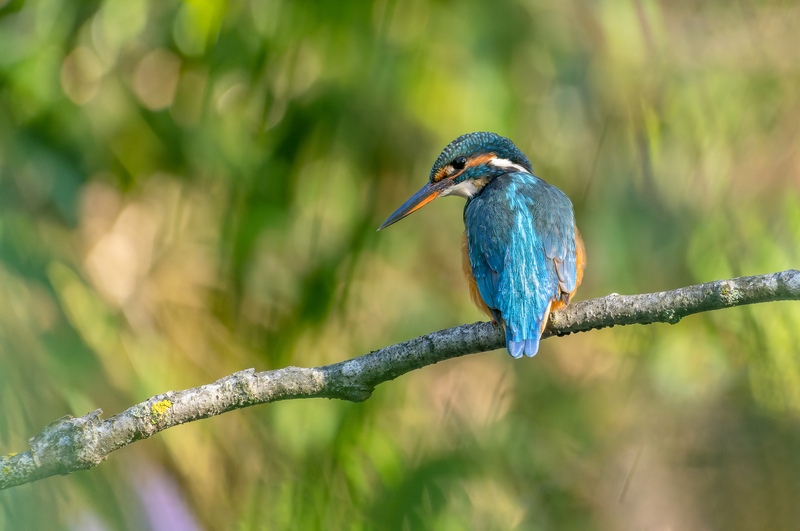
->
xmin=378 ymin=132 xmax=533 ymax=230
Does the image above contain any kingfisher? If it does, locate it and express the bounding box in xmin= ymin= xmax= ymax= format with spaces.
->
xmin=378 ymin=132 xmax=585 ymax=358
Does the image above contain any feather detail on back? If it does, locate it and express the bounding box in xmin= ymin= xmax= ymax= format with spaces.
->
xmin=464 ymin=172 xmax=583 ymax=357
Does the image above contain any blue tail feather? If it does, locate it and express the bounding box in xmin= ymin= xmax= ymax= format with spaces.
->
xmin=524 ymin=338 xmax=539 ymax=357
xmin=507 ymin=339 xmax=525 ymax=358
xmin=506 ymin=330 xmax=541 ymax=358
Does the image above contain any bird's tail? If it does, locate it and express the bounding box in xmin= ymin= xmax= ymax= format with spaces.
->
xmin=506 ymin=333 xmax=541 ymax=358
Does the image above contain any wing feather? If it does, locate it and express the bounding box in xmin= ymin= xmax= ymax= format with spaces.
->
xmin=465 ymin=172 xmax=578 ymax=357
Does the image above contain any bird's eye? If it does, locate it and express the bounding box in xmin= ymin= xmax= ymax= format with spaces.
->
xmin=452 ymin=157 xmax=467 ymax=170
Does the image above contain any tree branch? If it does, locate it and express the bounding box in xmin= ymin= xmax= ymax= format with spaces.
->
xmin=2 ymin=269 xmax=798 ymax=490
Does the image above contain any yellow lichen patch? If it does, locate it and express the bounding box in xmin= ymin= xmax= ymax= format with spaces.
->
xmin=2 ymin=453 xmax=17 ymax=461
xmin=151 ymin=399 xmax=172 ymax=418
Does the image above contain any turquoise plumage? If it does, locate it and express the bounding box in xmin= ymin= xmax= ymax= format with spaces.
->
xmin=379 ymin=132 xmax=585 ymax=358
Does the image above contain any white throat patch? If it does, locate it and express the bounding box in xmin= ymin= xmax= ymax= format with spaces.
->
xmin=440 ymin=179 xmax=480 ymax=199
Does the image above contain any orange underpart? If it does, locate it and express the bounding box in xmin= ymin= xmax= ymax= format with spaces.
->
xmin=550 ymin=226 xmax=586 ymax=312
xmin=540 ymin=300 xmax=553 ymax=336
xmin=461 ymin=231 xmax=494 ymax=319
xmin=575 ymin=226 xmax=586 ymax=286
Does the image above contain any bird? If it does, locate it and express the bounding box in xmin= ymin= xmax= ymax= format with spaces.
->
xmin=378 ymin=132 xmax=585 ymax=358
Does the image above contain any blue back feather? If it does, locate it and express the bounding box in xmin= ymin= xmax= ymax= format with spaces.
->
xmin=465 ymin=172 xmax=577 ymax=357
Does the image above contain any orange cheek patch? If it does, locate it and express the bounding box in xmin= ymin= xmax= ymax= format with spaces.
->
xmin=465 ymin=153 xmax=497 ymax=168
xmin=432 ymin=166 xmax=449 ymax=182
xmin=434 ymin=153 xmax=497 ymax=183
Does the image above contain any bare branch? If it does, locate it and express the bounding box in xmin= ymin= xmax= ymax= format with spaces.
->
xmin=2 ymin=269 xmax=798 ymax=490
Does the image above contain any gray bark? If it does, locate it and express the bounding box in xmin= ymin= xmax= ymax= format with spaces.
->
xmin=2 ymin=269 xmax=798 ymax=490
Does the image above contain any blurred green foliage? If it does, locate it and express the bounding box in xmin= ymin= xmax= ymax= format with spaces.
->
xmin=1 ymin=0 xmax=799 ymax=528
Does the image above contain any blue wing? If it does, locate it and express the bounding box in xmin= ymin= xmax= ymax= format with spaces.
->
xmin=465 ymin=172 xmax=577 ymax=358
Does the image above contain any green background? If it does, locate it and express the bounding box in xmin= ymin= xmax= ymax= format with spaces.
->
xmin=2 ymin=0 xmax=799 ymax=528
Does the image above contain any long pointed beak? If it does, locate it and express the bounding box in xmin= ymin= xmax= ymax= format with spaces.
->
xmin=378 ymin=179 xmax=451 ymax=231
